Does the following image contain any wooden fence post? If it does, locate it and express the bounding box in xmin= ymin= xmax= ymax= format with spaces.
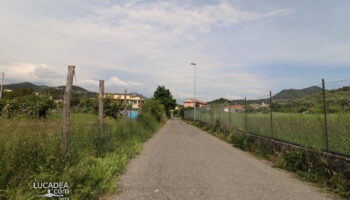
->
xmin=270 ymin=91 xmax=274 ymax=138
xmin=139 ymin=96 xmax=142 ymax=113
xmin=322 ymin=79 xmax=329 ymax=152
xmin=99 ymin=80 xmax=104 ymax=135
xmin=60 ymin=65 xmax=75 ymax=154
xmin=123 ymin=89 xmax=127 ymax=134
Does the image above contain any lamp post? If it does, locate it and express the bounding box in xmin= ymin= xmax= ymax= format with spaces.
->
xmin=190 ymin=63 xmax=197 ymax=121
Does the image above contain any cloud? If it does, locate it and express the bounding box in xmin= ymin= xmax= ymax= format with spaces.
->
xmin=0 ymin=62 xmax=65 ymax=86
xmin=105 ymin=76 xmax=141 ymax=87
xmin=1 ymin=0 xmax=349 ymax=102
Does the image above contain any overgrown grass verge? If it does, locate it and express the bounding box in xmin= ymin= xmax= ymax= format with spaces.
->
xmin=184 ymin=119 xmax=350 ymax=199
xmin=0 ymin=100 xmax=167 ymax=200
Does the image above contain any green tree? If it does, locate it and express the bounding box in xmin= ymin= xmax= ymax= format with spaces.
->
xmin=153 ymin=86 xmax=176 ymax=117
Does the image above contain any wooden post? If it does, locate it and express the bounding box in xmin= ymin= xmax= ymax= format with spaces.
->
xmin=139 ymin=96 xmax=142 ymax=113
xmin=60 ymin=66 xmax=75 ymax=154
xmin=245 ymin=97 xmax=248 ymax=131
xmin=270 ymin=91 xmax=274 ymax=138
xmin=0 ymin=72 xmax=4 ymax=99
xmin=322 ymin=79 xmax=329 ymax=152
xmin=99 ymin=80 xmax=104 ymax=135
xmin=123 ymin=89 xmax=127 ymax=134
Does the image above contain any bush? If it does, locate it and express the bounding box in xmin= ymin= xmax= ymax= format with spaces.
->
xmin=2 ymin=95 xmax=56 ymax=118
xmin=141 ymin=99 xmax=167 ymax=123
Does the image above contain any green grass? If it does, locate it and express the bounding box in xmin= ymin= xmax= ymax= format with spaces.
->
xmin=0 ymin=112 xmax=164 ymax=200
xmin=189 ymin=109 xmax=350 ymax=155
xmin=185 ymin=119 xmax=350 ymax=199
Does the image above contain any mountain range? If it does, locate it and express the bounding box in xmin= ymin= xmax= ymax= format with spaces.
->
xmin=207 ymin=86 xmax=323 ymax=105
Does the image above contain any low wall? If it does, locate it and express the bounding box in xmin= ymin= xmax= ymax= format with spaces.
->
xmin=241 ymin=131 xmax=350 ymax=173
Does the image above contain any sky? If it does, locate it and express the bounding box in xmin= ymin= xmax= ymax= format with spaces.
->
xmin=0 ymin=0 xmax=349 ymax=103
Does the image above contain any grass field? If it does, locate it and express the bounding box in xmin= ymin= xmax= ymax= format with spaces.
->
xmin=189 ymin=109 xmax=350 ymax=156
xmin=0 ymin=111 xmax=164 ymax=200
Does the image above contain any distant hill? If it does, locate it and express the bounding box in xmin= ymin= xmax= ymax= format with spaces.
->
xmin=4 ymin=82 xmax=96 ymax=100
xmin=273 ymin=86 xmax=323 ymax=100
xmin=207 ymin=86 xmax=323 ymax=106
xmin=207 ymin=98 xmax=231 ymax=105
xmin=3 ymin=82 xmax=38 ymax=91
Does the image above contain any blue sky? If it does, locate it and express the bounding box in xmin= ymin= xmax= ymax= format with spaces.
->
xmin=0 ymin=0 xmax=349 ymax=103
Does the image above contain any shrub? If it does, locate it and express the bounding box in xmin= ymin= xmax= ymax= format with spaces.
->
xmin=141 ymin=99 xmax=167 ymax=123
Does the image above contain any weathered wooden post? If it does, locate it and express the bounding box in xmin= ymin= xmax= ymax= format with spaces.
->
xmin=60 ymin=65 xmax=75 ymax=154
xmin=123 ymin=89 xmax=127 ymax=134
xmin=270 ymin=91 xmax=274 ymax=138
xmin=322 ymin=79 xmax=329 ymax=152
xmin=245 ymin=97 xmax=248 ymax=131
xmin=99 ymin=80 xmax=104 ymax=135
xmin=139 ymin=96 xmax=142 ymax=113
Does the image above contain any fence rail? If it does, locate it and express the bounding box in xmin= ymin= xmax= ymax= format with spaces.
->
xmin=184 ymin=79 xmax=350 ymax=157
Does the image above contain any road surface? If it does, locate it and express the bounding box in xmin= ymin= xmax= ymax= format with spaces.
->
xmin=109 ymin=118 xmax=335 ymax=200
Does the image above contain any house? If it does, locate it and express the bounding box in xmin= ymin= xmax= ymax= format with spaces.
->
xmin=224 ymin=105 xmax=245 ymax=112
xmin=104 ymin=93 xmax=144 ymax=110
xmin=184 ymin=99 xmax=207 ymax=108
xmin=250 ymin=101 xmax=269 ymax=109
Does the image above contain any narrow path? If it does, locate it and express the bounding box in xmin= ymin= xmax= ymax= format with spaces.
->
xmin=109 ymin=118 xmax=336 ymax=200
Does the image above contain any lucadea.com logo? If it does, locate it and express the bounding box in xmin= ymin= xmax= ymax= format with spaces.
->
xmin=33 ymin=182 xmax=69 ymax=199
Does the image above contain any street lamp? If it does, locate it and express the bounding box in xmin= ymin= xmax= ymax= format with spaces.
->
xmin=190 ymin=63 xmax=197 ymax=121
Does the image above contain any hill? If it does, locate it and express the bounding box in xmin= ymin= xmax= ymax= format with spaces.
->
xmin=207 ymin=98 xmax=231 ymax=105
xmin=4 ymin=82 xmax=96 ymax=100
xmin=273 ymin=86 xmax=322 ymax=100
xmin=275 ymin=86 xmax=350 ymax=113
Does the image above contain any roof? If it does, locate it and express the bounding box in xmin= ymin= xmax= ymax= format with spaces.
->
xmin=184 ymin=98 xmax=207 ymax=105
xmin=225 ymin=105 xmax=245 ymax=109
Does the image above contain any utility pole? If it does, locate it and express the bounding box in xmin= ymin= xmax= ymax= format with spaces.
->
xmin=0 ymin=72 xmax=4 ymax=99
xmin=190 ymin=63 xmax=197 ymax=120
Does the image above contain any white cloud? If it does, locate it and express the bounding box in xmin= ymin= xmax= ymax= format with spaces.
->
xmin=105 ymin=76 xmax=141 ymax=87
xmin=1 ymin=0 xmax=348 ymax=101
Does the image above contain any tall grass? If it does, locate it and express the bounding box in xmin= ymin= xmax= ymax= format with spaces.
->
xmin=0 ymin=108 xmax=166 ymax=199
xmin=185 ymin=119 xmax=350 ymax=198
xmin=192 ymin=109 xmax=350 ymax=155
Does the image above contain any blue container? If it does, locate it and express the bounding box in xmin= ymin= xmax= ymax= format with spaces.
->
xmin=128 ymin=111 xmax=138 ymax=120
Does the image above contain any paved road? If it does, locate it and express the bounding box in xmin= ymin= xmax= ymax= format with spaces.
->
xmin=109 ymin=118 xmax=335 ymax=200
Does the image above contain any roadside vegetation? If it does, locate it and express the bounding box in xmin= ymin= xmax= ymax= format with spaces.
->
xmin=0 ymin=87 xmax=167 ymax=199
xmin=184 ymin=119 xmax=350 ymax=199
xmin=197 ymin=111 xmax=350 ymax=155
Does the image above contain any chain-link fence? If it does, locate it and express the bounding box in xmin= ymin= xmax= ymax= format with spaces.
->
xmin=184 ymin=78 xmax=350 ymax=157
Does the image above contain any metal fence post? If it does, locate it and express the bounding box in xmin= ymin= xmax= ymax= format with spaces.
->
xmin=211 ymin=106 xmax=214 ymax=124
xmin=99 ymin=80 xmax=104 ymax=135
xmin=322 ymin=79 xmax=329 ymax=152
xmin=219 ymin=104 xmax=221 ymax=123
xmin=270 ymin=91 xmax=274 ymax=138
xmin=0 ymin=72 xmax=4 ymax=99
xmin=228 ymin=105 xmax=232 ymax=128
xmin=245 ymin=97 xmax=248 ymax=131
xmin=123 ymin=89 xmax=127 ymax=134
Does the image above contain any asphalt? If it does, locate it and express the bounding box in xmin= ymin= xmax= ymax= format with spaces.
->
xmin=109 ymin=118 xmax=337 ymax=200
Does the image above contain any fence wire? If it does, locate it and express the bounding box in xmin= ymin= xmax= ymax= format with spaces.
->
xmin=184 ymin=79 xmax=350 ymax=157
